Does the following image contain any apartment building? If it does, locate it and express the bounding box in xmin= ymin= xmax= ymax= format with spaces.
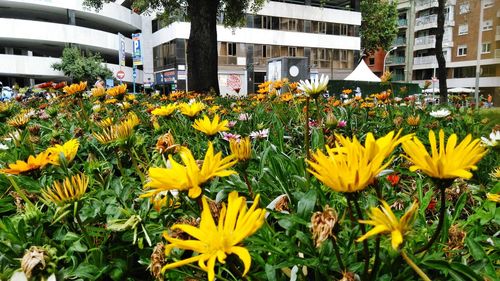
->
xmin=0 ymin=0 xmax=150 ymax=86
xmin=386 ymin=0 xmax=499 ymax=99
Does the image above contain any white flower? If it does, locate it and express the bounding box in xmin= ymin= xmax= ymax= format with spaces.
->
xmin=0 ymin=143 xmax=8 ymax=150
xmin=297 ymin=74 xmax=329 ymax=97
xmin=481 ymin=131 xmax=500 ymax=147
xmin=238 ymin=113 xmax=252 ymax=121
xmin=250 ymin=128 xmax=269 ymax=140
xmin=429 ymin=108 xmax=451 ymax=118
xmin=92 ymin=104 xmax=102 ymax=112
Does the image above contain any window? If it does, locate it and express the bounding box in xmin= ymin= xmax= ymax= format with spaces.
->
xmin=481 ymin=43 xmax=491 ymax=53
xmin=227 ymin=43 xmax=236 ymax=56
xmin=369 ymin=58 xmax=375 ymax=65
xmin=340 ymin=24 xmax=348 ymax=35
xmin=458 ymin=24 xmax=468 ymax=35
xmin=459 ymin=2 xmax=470 ymax=14
xmin=457 ymin=45 xmax=467 ymax=56
xmin=340 ymin=50 xmax=348 ymax=61
xmin=288 ymin=47 xmax=297 ymax=57
xmin=482 ymin=20 xmax=493 ymax=31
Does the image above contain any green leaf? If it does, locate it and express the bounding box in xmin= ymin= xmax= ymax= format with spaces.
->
xmin=297 ymin=189 xmax=317 ymax=218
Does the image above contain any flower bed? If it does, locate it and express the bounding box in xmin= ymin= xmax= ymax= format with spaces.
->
xmin=0 ymin=80 xmax=498 ymax=280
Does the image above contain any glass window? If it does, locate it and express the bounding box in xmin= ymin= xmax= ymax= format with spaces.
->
xmin=227 ymin=43 xmax=237 ymax=56
xmin=457 ymin=45 xmax=467 ymax=56
xmin=482 ymin=20 xmax=493 ymax=31
xmin=459 ymin=2 xmax=470 ymax=14
xmin=458 ymin=24 xmax=468 ymax=35
xmin=481 ymin=42 xmax=491 ymax=53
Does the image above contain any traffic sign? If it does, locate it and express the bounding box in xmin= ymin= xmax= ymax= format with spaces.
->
xmin=132 ymin=68 xmax=137 ymax=79
xmin=116 ymin=70 xmax=125 ymax=80
xmin=432 ymin=76 xmax=438 ymax=82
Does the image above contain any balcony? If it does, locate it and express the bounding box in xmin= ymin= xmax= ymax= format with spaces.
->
xmin=414 ymin=35 xmax=453 ymax=50
xmin=413 ymin=53 xmax=451 ymax=66
xmin=386 ymin=56 xmax=405 ymax=65
xmin=416 ymin=0 xmax=438 ymax=11
xmin=415 ymin=15 xmax=454 ymax=31
xmin=398 ymin=19 xmax=408 ymax=28
xmin=393 ymin=37 xmax=406 ymax=46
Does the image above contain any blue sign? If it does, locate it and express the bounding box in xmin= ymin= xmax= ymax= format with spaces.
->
xmin=132 ymin=33 xmax=142 ymax=66
xmin=132 ymin=67 xmax=137 ymax=79
xmin=105 ymin=78 xmax=114 ymax=88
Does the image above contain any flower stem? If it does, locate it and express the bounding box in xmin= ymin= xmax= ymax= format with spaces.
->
xmin=415 ymin=186 xmax=446 ymax=254
xmin=314 ymin=97 xmax=322 ymax=125
xmin=74 ymin=207 xmax=92 ymax=247
xmin=350 ymin=195 xmax=370 ymax=280
xmin=304 ymin=97 xmax=310 ymax=187
xmin=330 ymin=236 xmax=345 ymax=271
xmin=242 ymin=169 xmax=254 ymax=198
xmin=401 ymin=250 xmax=431 ymax=281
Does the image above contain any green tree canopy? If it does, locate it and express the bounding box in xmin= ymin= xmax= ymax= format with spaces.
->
xmin=360 ymin=0 xmax=398 ymax=53
xmin=52 ymin=46 xmax=113 ymax=84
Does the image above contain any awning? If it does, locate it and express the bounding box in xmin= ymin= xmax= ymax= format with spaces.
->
xmin=344 ymin=60 xmax=381 ymax=82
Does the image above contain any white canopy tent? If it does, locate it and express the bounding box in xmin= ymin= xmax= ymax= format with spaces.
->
xmin=344 ymin=60 xmax=381 ymax=82
xmin=422 ymin=87 xmax=478 ymax=94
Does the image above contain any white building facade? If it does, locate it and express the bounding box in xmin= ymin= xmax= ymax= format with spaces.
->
xmin=0 ymin=0 xmax=361 ymax=95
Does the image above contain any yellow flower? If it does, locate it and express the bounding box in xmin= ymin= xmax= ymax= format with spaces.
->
xmin=41 ymin=174 xmax=89 ymax=206
xmin=142 ymin=142 xmax=237 ymax=199
xmin=105 ymin=98 xmax=118 ymax=104
xmin=96 ymin=117 xmax=114 ymax=128
xmin=162 ymin=191 xmax=266 ymax=281
xmin=178 ymin=101 xmax=205 ymax=117
xmin=357 ymin=200 xmax=419 ymax=250
xmin=308 ymin=131 xmax=409 ymax=193
xmin=7 ymin=113 xmax=30 ymax=127
xmin=491 ymin=167 xmax=500 ymax=179
xmin=230 ymin=137 xmax=251 ymax=162
xmin=402 ymin=130 xmax=487 ymax=179
xmin=45 ymin=139 xmax=79 ymax=165
xmin=91 ymin=87 xmax=106 ymax=98
xmin=63 ymin=81 xmax=87 ymax=95
xmin=0 ymin=151 xmax=50 ymax=175
xmin=151 ymin=104 xmax=177 ymax=117
xmin=486 ymin=193 xmax=500 ymax=203
xmin=407 ymin=115 xmax=420 ymax=126
xmin=93 ymin=112 xmax=139 ymax=144
xmin=280 ymin=92 xmax=293 ymax=102
xmin=107 ymin=84 xmax=127 ymax=97
xmin=192 ymin=114 xmax=229 ymax=136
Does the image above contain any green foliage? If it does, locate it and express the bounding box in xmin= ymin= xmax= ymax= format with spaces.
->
xmin=360 ymin=0 xmax=399 ymax=52
xmin=52 ymin=46 xmax=112 ymax=84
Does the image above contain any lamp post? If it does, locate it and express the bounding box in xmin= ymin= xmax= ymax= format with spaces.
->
xmin=382 ymin=46 xmax=398 ymax=74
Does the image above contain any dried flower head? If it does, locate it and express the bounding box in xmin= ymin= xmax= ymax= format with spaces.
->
xmin=311 ymin=205 xmax=338 ymax=248
xmin=150 ymin=243 xmax=165 ymax=281
xmin=21 ymin=246 xmax=49 ymax=279
xmin=156 ymin=131 xmax=179 ymax=154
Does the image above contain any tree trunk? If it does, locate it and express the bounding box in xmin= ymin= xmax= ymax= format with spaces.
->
xmin=186 ymin=0 xmax=220 ymax=94
xmin=436 ymin=0 xmax=448 ymax=104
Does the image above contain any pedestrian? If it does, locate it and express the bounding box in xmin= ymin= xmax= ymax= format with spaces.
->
xmin=487 ymin=94 xmax=492 ymax=108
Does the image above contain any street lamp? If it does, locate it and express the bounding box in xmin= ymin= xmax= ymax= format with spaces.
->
xmin=382 ymin=46 xmax=398 ymax=74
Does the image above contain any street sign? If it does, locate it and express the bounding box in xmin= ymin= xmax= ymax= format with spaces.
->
xmin=116 ymin=70 xmax=125 ymax=80
xmin=118 ymin=33 xmax=126 ymax=66
xmin=132 ymin=33 xmax=142 ymax=66
xmin=132 ymin=68 xmax=137 ymax=79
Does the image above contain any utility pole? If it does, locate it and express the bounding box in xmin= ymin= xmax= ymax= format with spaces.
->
xmin=474 ymin=0 xmax=484 ymax=109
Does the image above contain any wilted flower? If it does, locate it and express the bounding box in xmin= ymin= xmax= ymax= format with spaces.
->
xmin=156 ymin=131 xmax=179 ymax=154
xmin=406 ymin=115 xmax=420 ymax=126
xmin=429 ymin=108 xmax=451 ymax=118
xmin=325 ymin=112 xmax=338 ymax=128
xmin=311 ymin=205 xmax=338 ymax=247
xmin=150 ymin=243 xmax=165 ymax=281
xmin=21 ymin=246 xmax=50 ymax=279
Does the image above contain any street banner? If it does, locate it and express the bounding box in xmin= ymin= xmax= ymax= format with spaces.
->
xmin=132 ymin=33 xmax=142 ymax=66
xmin=118 ymin=33 xmax=126 ymax=66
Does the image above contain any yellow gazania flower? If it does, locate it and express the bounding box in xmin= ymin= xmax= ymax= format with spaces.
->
xmin=7 ymin=113 xmax=30 ymax=127
xmin=96 ymin=117 xmax=114 ymax=128
xmin=0 ymin=102 xmax=12 ymax=113
xmin=280 ymin=92 xmax=293 ymax=102
xmin=107 ymin=84 xmax=127 ymax=97
xmin=178 ymin=102 xmax=205 ymax=117
xmin=491 ymin=167 xmax=500 ymax=179
xmin=63 ymin=81 xmax=87 ymax=95
xmin=334 ymin=130 xmax=413 ymax=162
xmin=0 ymin=151 xmax=50 ymax=175
xmin=151 ymin=104 xmax=177 ymax=117
xmin=105 ymin=98 xmax=118 ymax=104
xmin=230 ymin=137 xmax=251 ymax=162
xmin=41 ymin=173 xmax=89 ymax=206
xmin=406 ymin=115 xmax=420 ymax=126
xmin=91 ymin=87 xmax=106 ymax=98
xmin=192 ymin=114 xmax=229 ymax=136
xmin=162 ymin=191 xmax=266 ymax=281
xmin=402 ymin=130 xmax=487 ymax=179
xmin=357 ymin=200 xmax=419 ymax=250
xmin=486 ymin=193 xmax=500 ymax=203
xmin=142 ymin=142 xmax=237 ymax=199
xmin=45 ymin=139 xmax=79 ymax=165
xmin=93 ymin=112 xmax=139 ymax=144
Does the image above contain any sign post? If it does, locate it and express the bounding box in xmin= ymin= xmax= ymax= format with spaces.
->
xmin=132 ymin=33 xmax=142 ymax=94
xmin=116 ymin=70 xmax=125 ymax=81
